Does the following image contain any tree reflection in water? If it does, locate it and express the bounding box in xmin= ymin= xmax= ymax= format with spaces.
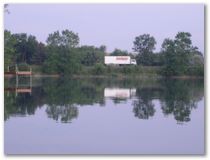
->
xmin=133 ymin=100 xmax=155 ymax=119
xmin=132 ymin=88 xmax=155 ymax=119
xmin=46 ymin=105 xmax=78 ymax=123
xmin=160 ymin=79 xmax=203 ymax=123
xmin=4 ymin=77 xmax=204 ymax=123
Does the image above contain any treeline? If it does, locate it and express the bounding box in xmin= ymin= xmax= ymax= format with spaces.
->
xmin=4 ymin=29 xmax=204 ymax=76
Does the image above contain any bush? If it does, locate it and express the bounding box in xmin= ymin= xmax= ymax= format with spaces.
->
xmin=186 ymin=66 xmax=204 ymax=76
xmin=92 ymin=63 xmax=105 ymax=75
xmin=122 ymin=66 xmax=132 ymax=74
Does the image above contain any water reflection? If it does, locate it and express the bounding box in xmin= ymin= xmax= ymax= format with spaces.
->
xmin=4 ymin=77 xmax=204 ymax=123
xmin=46 ymin=104 xmax=78 ymax=123
xmin=160 ymin=79 xmax=202 ymax=123
xmin=104 ymin=88 xmax=136 ymax=99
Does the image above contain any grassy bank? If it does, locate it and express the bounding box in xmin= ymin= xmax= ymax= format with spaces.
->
xmin=37 ymin=65 xmax=162 ymax=78
xmin=78 ymin=65 xmax=162 ymax=78
xmin=22 ymin=65 xmax=203 ymax=79
xmin=5 ymin=64 xmax=203 ymax=79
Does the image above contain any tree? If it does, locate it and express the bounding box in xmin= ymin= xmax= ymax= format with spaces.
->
xmin=43 ymin=46 xmax=81 ymax=75
xmin=161 ymin=38 xmax=178 ymax=76
xmin=110 ymin=48 xmax=128 ymax=56
xmin=133 ymin=34 xmax=156 ymax=65
xmin=4 ymin=30 xmax=48 ymax=67
xmin=133 ymin=34 xmax=156 ymax=54
xmin=161 ymin=32 xmax=198 ymax=76
xmin=46 ymin=29 xmax=79 ymax=48
xmin=31 ymin=42 xmax=47 ymax=65
xmin=81 ymin=52 xmax=98 ymax=66
xmin=99 ymin=45 xmax=107 ymax=52
xmin=132 ymin=88 xmax=155 ymax=119
xmin=46 ymin=105 xmax=78 ymax=123
xmin=4 ymin=30 xmax=17 ymax=70
xmin=46 ymin=31 xmax=61 ymax=46
xmin=77 ymin=45 xmax=105 ymax=66
xmin=13 ymin=33 xmax=39 ymax=64
xmin=92 ymin=63 xmax=105 ymax=75
xmin=174 ymin=32 xmax=192 ymax=74
xmin=160 ymin=79 xmax=201 ymax=123
xmin=175 ymin=32 xmax=192 ymax=52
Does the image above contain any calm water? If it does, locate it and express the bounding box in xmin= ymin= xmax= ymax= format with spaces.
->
xmin=4 ymin=77 xmax=204 ymax=154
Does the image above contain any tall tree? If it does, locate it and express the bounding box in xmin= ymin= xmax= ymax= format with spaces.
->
xmin=161 ymin=38 xmax=177 ymax=75
xmin=13 ymin=33 xmax=39 ymax=64
xmin=46 ymin=31 xmax=61 ymax=47
xmin=4 ymin=30 xmax=16 ymax=70
xmin=31 ymin=42 xmax=47 ymax=65
xmin=43 ymin=46 xmax=81 ymax=75
xmin=99 ymin=45 xmax=107 ymax=52
xmin=46 ymin=29 xmax=79 ymax=48
xmin=110 ymin=48 xmax=128 ymax=56
xmin=161 ymin=32 xmax=200 ymax=76
xmin=133 ymin=34 xmax=156 ymax=65
xmin=133 ymin=34 xmax=156 ymax=54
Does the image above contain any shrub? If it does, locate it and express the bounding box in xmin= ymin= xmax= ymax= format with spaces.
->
xmin=92 ymin=63 xmax=105 ymax=75
xmin=186 ymin=66 xmax=204 ymax=76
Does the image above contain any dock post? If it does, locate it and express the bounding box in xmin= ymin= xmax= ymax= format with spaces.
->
xmin=15 ymin=64 xmax=18 ymax=73
xmin=16 ymin=75 xmax=19 ymax=90
xmin=30 ymin=74 xmax=32 ymax=95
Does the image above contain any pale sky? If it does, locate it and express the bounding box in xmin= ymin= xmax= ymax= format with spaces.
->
xmin=4 ymin=4 xmax=204 ymax=53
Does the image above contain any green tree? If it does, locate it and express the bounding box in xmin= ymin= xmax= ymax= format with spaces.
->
xmin=175 ymin=32 xmax=192 ymax=52
xmin=13 ymin=33 xmax=39 ymax=64
xmin=161 ymin=38 xmax=177 ymax=76
xmin=46 ymin=29 xmax=79 ymax=48
xmin=99 ymin=45 xmax=107 ymax=52
xmin=133 ymin=34 xmax=156 ymax=65
xmin=46 ymin=31 xmax=61 ymax=46
xmin=92 ymin=63 xmax=105 ymax=75
xmin=81 ymin=52 xmax=98 ymax=66
xmin=161 ymin=32 xmax=201 ymax=76
xmin=174 ymin=32 xmax=192 ymax=74
xmin=160 ymin=79 xmax=203 ymax=123
xmin=110 ymin=48 xmax=128 ymax=56
xmin=132 ymin=88 xmax=155 ymax=119
xmin=77 ymin=45 xmax=105 ymax=66
xmin=4 ymin=30 xmax=16 ymax=70
xmin=31 ymin=42 xmax=47 ymax=65
xmin=43 ymin=46 xmax=80 ymax=75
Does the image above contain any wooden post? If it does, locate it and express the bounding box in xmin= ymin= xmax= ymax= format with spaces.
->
xmin=16 ymin=74 xmax=18 ymax=91
xmin=15 ymin=64 xmax=18 ymax=96
xmin=30 ymin=66 xmax=32 ymax=95
xmin=30 ymin=75 xmax=32 ymax=87
xmin=15 ymin=64 xmax=18 ymax=74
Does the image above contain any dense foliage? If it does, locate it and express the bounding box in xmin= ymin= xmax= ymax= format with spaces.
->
xmin=4 ymin=29 xmax=204 ymax=76
xmin=160 ymin=32 xmax=204 ymax=76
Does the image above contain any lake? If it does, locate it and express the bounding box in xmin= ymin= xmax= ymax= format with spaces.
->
xmin=4 ymin=77 xmax=204 ymax=155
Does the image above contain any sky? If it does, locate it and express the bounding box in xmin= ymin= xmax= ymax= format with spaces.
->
xmin=4 ymin=4 xmax=204 ymax=53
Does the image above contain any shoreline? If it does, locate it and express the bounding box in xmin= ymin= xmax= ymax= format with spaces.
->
xmin=4 ymin=73 xmax=204 ymax=79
